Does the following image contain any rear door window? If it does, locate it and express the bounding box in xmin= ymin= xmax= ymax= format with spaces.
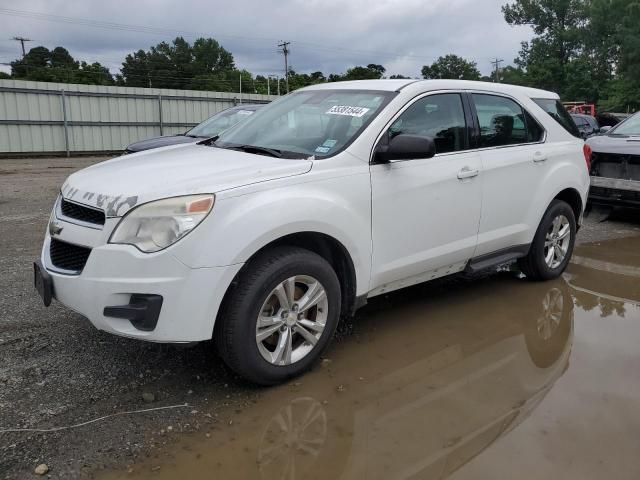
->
xmin=472 ymin=94 xmax=543 ymax=147
xmin=533 ymin=99 xmax=581 ymax=137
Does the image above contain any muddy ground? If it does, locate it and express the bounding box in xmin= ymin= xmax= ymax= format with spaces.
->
xmin=1 ymin=156 xmax=639 ymax=479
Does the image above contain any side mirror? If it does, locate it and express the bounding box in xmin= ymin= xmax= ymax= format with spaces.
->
xmin=599 ymin=126 xmax=612 ymax=134
xmin=375 ymin=134 xmax=436 ymax=163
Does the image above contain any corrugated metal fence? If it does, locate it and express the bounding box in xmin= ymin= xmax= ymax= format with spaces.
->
xmin=0 ymin=80 xmax=277 ymax=157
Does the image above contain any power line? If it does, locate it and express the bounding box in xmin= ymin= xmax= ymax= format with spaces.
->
xmin=11 ymin=36 xmax=32 ymax=57
xmin=278 ymin=41 xmax=290 ymax=94
xmin=491 ymin=58 xmax=504 ymax=83
xmin=0 ymin=8 xmax=510 ymax=85
xmin=0 ymin=8 xmax=450 ymax=64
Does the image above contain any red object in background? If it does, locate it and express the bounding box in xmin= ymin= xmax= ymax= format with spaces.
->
xmin=583 ymin=143 xmax=592 ymax=171
xmin=564 ymin=102 xmax=596 ymax=117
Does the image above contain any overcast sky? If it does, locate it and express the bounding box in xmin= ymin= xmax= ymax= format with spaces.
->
xmin=0 ymin=0 xmax=533 ymax=78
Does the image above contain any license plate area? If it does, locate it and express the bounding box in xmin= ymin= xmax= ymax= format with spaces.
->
xmin=34 ymin=260 xmax=54 ymax=307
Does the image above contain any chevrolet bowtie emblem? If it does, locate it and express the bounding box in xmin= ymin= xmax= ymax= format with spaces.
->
xmin=49 ymin=221 xmax=63 ymax=237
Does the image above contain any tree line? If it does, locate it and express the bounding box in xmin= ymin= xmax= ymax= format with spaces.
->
xmin=414 ymin=0 xmax=640 ymax=112
xmin=3 ymin=0 xmax=640 ymax=111
xmin=3 ymin=39 xmax=402 ymax=93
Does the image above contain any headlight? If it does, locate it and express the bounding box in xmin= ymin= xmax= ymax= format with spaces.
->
xmin=109 ymin=194 xmax=214 ymax=253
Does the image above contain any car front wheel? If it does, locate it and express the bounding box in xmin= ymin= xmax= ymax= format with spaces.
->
xmin=216 ymin=246 xmax=341 ymax=385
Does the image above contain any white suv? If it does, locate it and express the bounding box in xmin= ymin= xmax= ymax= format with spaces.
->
xmin=34 ymin=80 xmax=590 ymax=384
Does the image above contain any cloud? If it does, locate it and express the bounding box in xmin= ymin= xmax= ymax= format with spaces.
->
xmin=0 ymin=0 xmax=533 ymax=78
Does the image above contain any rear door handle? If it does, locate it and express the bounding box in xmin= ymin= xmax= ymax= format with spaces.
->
xmin=457 ymin=166 xmax=479 ymax=180
xmin=533 ymin=151 xmax=548 ymax=163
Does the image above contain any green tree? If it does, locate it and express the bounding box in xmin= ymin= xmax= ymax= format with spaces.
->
xmin=329 ymin=64 xmax=386 ymax=82
xmin=11 ymin=46 xmax=50 ymax=77
xmin=365 ymin=64 xmax=386 ymax=78
xmin=585 ymin=0 xmax=621 ymax=89
xmin=285 ymin=69 xmax=327 ymax=91
xmin=501 ymin=0 xmax=640 ymax=110
xmin=118 ymin=50 xmax=151 ymax=87
xmin=605 ymin=1 xmax=640 ymax=111
xmin=119 ymin=36 xmax=235 ymax=89
xmin=50 ymin=47 xmax=77 ymax=68
xmin=10 ymin=45 xmax=113 ymax=85
xmin=75 ymin=62 xmax=114 ymax=85
xmin=502 ymin=0 xmax=588 ymax=95
xmin=498 ymin=65 xmax=528 ymax=85
xmin=421 ymin=55 xmax=481 ymax=80
xmin=192 ymin=38 xmax=235 ymax=73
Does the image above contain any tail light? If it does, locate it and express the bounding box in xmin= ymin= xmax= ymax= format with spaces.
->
xmin=583 ymin=143 xmax=592 ymax=172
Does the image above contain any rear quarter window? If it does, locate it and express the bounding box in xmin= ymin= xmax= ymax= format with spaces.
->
xmin=533 ymin=99 xmax=581 ymax=138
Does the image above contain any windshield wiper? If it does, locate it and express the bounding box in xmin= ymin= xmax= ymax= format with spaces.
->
xmin=200 ymin=139 xmax=284 ymax=158
xmin=197 ymin=135 xmax=220 ymax=146
xmin=227 ymin=144 xmax=283 ymax=158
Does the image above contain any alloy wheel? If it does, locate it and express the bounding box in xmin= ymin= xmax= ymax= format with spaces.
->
xmin=544 ymin=214 xmax=571 ymax=269
xmin=256 ymin=275 xmax=329 ymax=366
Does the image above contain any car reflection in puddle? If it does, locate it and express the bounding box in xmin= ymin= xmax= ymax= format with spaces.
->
xmin=103 ymin=236 xmax=640 ymax=480
xmin=253 ymin=278 xmax=574 ymax=480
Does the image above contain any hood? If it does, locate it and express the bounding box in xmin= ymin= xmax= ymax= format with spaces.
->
xmin=587 ymin=134 xmax=640 ymax=155
xmin=125 ymin=134 xmax=198 ymax=153
xmin=62 ymin=143 xmax=312 ymax=217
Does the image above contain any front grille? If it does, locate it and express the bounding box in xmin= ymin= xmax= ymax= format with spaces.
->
xmin=49 ymin=239 xmax=92 ymax=273
xmin=60 ymin=198 xmax=105 ymax=226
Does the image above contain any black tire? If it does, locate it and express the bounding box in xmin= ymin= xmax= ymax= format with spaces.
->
xmin=518 ymin=199 xmax=576 ymax=281
xmin=215 ymin=246 xmax=341 ymax=385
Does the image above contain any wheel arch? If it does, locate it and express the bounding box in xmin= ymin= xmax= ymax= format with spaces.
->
xmin=216 ymin=231 xmax=359 ymax=336
xmin=553 ymin=187 xmax=584 ymax=226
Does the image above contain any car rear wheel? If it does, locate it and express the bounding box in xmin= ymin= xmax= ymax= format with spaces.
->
xmin=216 ymin=246 xmax=341 ymax=385
xmin=518 ymin=200 xmax=576 ymax=281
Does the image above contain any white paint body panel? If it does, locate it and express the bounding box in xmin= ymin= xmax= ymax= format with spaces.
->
xmin=40 ymin=79 xmax=589 ymax=342
xmin=370 ymin=151 xmax=482 ymax=291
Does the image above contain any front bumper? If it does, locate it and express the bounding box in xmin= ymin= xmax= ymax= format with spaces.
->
xmin=40 ymin=233 xmax=242 ymax=343
xmin=589 ymin=176 xmax=640 ymax=208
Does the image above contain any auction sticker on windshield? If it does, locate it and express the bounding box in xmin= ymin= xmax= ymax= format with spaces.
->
xmin=326 ymin=105 xmax=370 ymax=117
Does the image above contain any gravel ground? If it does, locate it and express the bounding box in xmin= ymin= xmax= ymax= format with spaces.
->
xmin=1 ymin=156 xmax=639 ymax=479
xmin=0 ymin=157 xmax=263 ymax=479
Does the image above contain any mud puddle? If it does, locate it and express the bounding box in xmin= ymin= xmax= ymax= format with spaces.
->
xmin=102 ymin=236 xmax=640 ymax=480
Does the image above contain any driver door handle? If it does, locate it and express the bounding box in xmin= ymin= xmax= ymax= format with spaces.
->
xmin=457 ymin=166 xmax=479 ymax=180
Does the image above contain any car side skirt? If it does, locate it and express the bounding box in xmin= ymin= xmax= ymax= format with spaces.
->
xmin=465 ymin=244 xmax=531 ymax=274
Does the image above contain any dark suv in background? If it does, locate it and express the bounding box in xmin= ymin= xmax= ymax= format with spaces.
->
xmin=571 ymin=113 xmax=600 ymax=138
xmin=124 ymin=104 xmax=264 ymax=154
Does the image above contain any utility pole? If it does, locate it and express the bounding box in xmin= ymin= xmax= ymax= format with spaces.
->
xmin=491 ymin=58 xmax=504 ymax=83
xmin=267 ymin=76 xmax=270 ymax=96
xmin=239 ymin=73 xmax=242 ymax=104
xmin=12 ymin=36 xmax=32 ymax=57
xmin=278 ymin=41 xmax=290 ymax=93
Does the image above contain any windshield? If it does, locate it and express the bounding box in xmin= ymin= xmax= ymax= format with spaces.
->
xmin=610 ymin=113 xmax=640 ymax=136
xmin=214 ymin=89 xmax=395 ymax=158
xmin=532 ymin=99 xmax=580 ymax=137
xmin=187 ymin=107 xmax=257 ymax=138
